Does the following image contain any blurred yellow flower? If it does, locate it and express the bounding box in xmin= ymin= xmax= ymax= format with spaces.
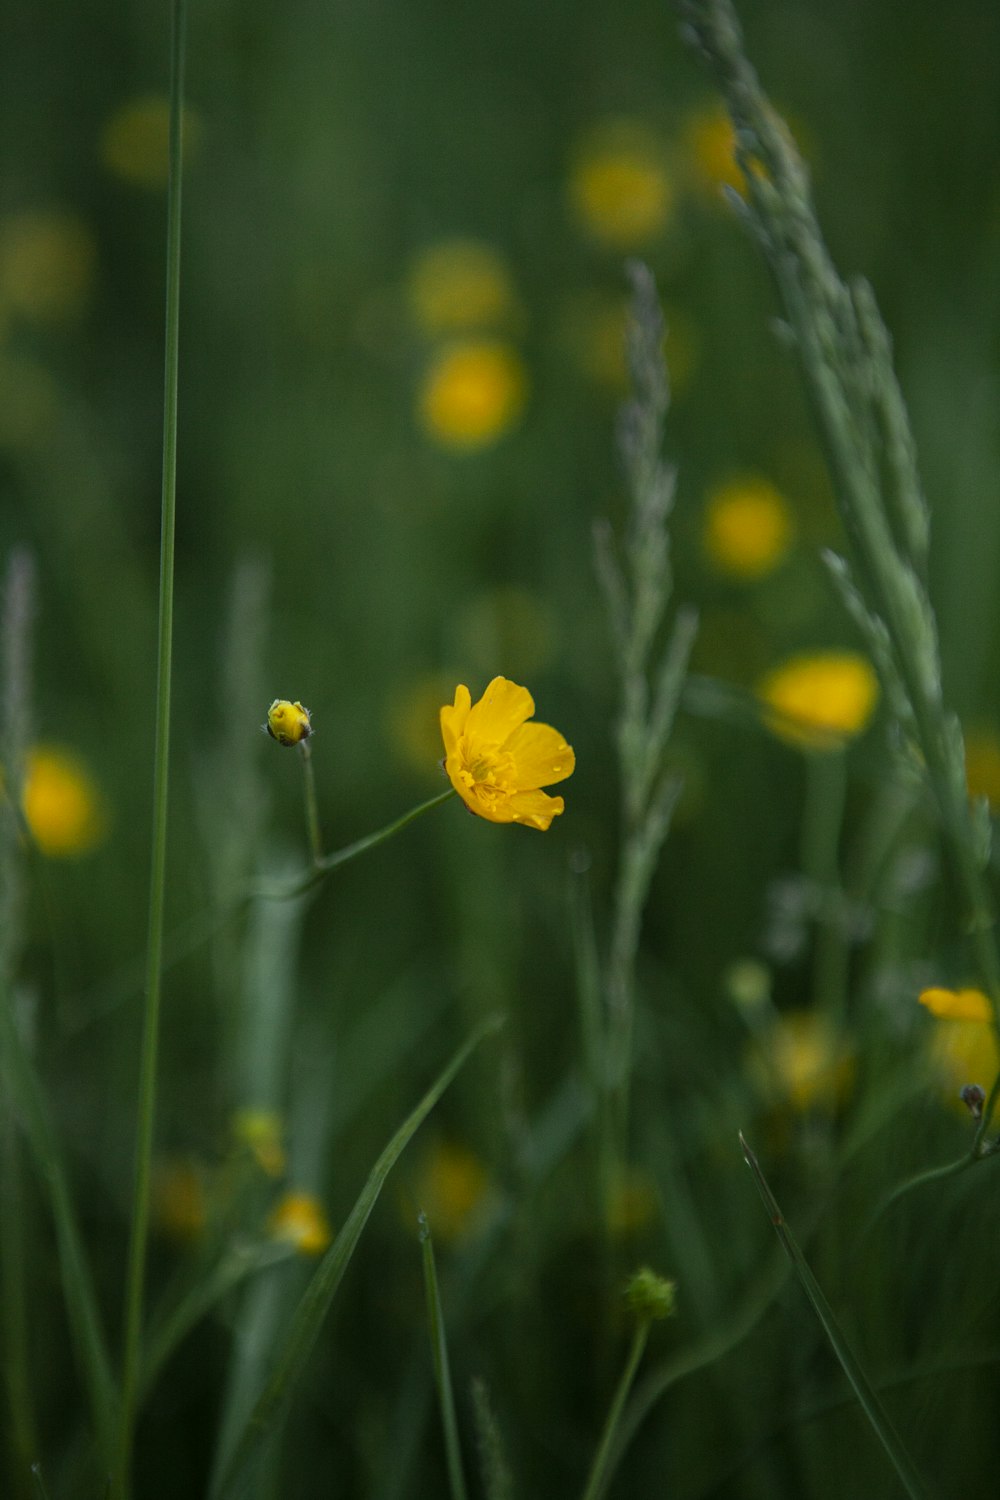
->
xmin=416 ymin=1141 xmax=491 ymax=1243
xmin=268 ymin=1191 xmax=332 ymax=1256
xmin=0 ymin=210 xmax=96 ymax=324
xmin=18 ymin=746 xmax=106 ymax=858
xmin=153 ymin=1159 xmax=207 ymax=1243
xmin=606 ymin=1165 xmax=658 ymax=1236
xmin=440 ymin=676 xmax=574 ymax=830
xmin=570 ymin=122 xmax=672 ymax=249
xmin=750 ymin=1011 xmax=853 ymax=1112
xmin=919 ymin=986 xmax=992 ymax=1023
xmin=964 ymin=726 xmax=1000 ymax=808
xmin=926 ymin=1018 xmax=999 ymax=1106
xmin=418 ymin=340 xmax=526 ymax=450
xmin=100 ymin=95 xmax=200 ymax=189
xmin=266 ymin=699 xmax=312 ymax=747
xmin=703 ymin=476 xmax=794 ymax=579
xmin=684 ymin=105 xmax=746 ymax=196
xmin=757 ymin=651 xmax=879 ymax=749
xmin=232 ymin=1108 xmax=286 ymax=1177
xmin=407 ymin=239 xmax=516 ymax=335
xmin=387 ymin=673 xmax=458 ymax=773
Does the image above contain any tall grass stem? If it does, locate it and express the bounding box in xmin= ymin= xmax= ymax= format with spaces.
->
xmin=419 ymin=1216 xmax=469 ymax=1500
xmin=115 ymin=1 xmax=187 ymax=1492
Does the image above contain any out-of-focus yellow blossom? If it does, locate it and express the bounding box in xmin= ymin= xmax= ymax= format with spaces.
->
xmin=407 ymin=239 xmax=516 ymax=335
xmin=387 ymin=674 xmax=459 ymax=773
xmin=703 ymin=477 xmax=794 ymax=580
xmin=17 ymin=746 xmax=106 ymax=858
xmin=757 ymin=651 xmax=879 ymax=749
xmin=919 ymin=986 xmax=993 ymax=1023
xmin=566 ymin=293 xmax=698 ymax=394
xmin=415 ymin=1141 xmax=491 ymax=1244
xmin=268 ymin=1191 xmax=332 ymax=1256
xmin=457 ymin=587 xmax=557 ymax=681
xmin=232 ymin=1108 xmax=286 ymax=1177
xmin=440 ymin=676 xmax=574 ymax=830
xmin=964 ymin=727 xmax=1000 ymax=808
xmin=750 ymin=1011 xmax=853 ymax=1113
xmin=570 ymin=122 xmax=672 ymax=249
xmin=100 ymin=95 xmax=200 ymax=189
xmin=418 ymin=340 xmax=526 ymax=450
xmin=607 ymin=1165 xmax=658 ymax=1236
xmin=925 ymin=1013 xmax=999 ymax=1110
xmin=266 ymin=699 xmax=312 ymax=746
xmin=0 ymin=211 xmax=96 ymax=324
xmin=153 ymin=1159 xmax=207 ymax=1243
xmin=684 ymin=105 xmax=746 ymax=196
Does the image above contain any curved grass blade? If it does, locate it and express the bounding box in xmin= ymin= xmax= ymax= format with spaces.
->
xmin=739 ymin=1133 xmax=933 ymax=1500
xmin=419 ymin=1215 xmax=468 ymax=1500
xmin=212 ymin=1014 xmax=502 ymax=1500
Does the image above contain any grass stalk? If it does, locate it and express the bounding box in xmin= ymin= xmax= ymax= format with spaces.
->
xmin=419 ymin=1216 xmax=468 ymax=1500
xmin=212 ymin=1014 xmax=501 ymax=1500
xmin=578 ymin=1320 xmax=651 ymax=1500
xmin=740 ymin=1133 xmax=933 ymax=1500
xmin=115 ymin=1 xmax=187 ymax=1492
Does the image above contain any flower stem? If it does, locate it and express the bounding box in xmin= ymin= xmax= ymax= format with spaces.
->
xmin=578 ymin=1319 xmax=651 ymax=1500
xmin=298 ymin=739 xmax=323 ymax=864
xmin=115 ymin=1 xmax=186 ymax=1493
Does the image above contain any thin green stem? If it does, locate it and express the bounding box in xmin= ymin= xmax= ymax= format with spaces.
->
xmin=419 ymin=1216 xmax=468 ymax=1500
xmin=740 ymin=1133 xmax=933 ymax=1500
xmin=115 ymin=2 xmax=186 ymax=1494
xmin=579 ymin=1320 xmax=651 ymax=1500
xmin=298 ymin=739 xmax=323 ymax=864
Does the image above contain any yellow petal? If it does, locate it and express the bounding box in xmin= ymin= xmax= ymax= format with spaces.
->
xmin=504 ymin=721 xmax=576 ymax=789
xmin=440 ymin=684 xmax=472 ymax=757
xmin=465 ymin=676 xmax=534 ymax=747
xmin=919 ymin=987 xmax=993 ymax=1023
xmin=506 ymin=788 xmax=565 ymax=831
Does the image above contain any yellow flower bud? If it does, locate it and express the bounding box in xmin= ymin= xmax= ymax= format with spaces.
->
xmin=268 ymin=1191 xmax=332 ymax=1256
xmin=266 ymin=699 xmax=312 ymax=746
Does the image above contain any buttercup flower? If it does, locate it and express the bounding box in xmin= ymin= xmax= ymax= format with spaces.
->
xmin=964 ymin=726 xmax=1000 ymax=808
xmin=440 ymin=676 xmax=574 ymax=830
xmin=100 ymin=95 xmax=200 ymax=188
xmin=570 ymin=121 xmax=672 ymax=249
xmin=407 ymin=239 xmax=516 ymax=335
xmin=415 ymin=1141 xmax=491 ymax=1243
xmin=703 ymin=476 xmax=794 ymax=579
xmin=684 ymin=105 xmax=746 ymax=196
xmin=748 ymin=1010 xmax=854 ymax=1113
xmin=418 ymin=340 xmax=526 ymax=450
xmin=266 ymin=699 xmax=312 ymax=746
xmin=757 ymin=651 xmax=879 ymax=749
xmin=268 ymin=1191 xmax=332 ymax=1256
xmin=17 ymin=746 xmax=106 ymax=857
xmin=919 ymin=987 xmax=992 ymax=1023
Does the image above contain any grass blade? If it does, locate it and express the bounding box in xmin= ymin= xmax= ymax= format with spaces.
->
xmin=739 ymin=1133 xmax=933 ymax=1500
xmin=419 ymin=1215 xmax=468 ymax=1500
xmin=212 ymin=1014 xmax=501 ymax=1500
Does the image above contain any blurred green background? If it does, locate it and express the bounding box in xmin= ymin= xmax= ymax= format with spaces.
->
xmin=2 ymin=0 xmax=1000 ymax=1495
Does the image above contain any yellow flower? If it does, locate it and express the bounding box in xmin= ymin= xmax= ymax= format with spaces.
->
xmin=0 ymin=210 xmax=96 ymax=324
xmin=232 ymin=1108 xmax=286 ymax=1177
xmin=418 ymin=340 xmax=526 ymax=450
xmin=415 ymin=1141 xmax=491 ymax=1244
xmin=919 ymin=987 xmax=992 ymax=1023
xmin=749 ymin=1011 xmax=853 ymax=1113
xmin=100 ymin=95 xmax=200 ymax=188
xmin=570 ymin=122 xmax=672 ymax=249
xmin=684 ymin=105 xmax=746 ymax=196
xmin=18 ymin=746 xmax=106 ymax=857
xmin=964 ymin=726 xmax=1000 ymax=808
xmin=268 ymin=1191 xmax=332 ymax=1256
xmin=926 ymin=1019 xmax=999 ymax=1107
xmin=266 ymin=699 xmax=312 ymax=746
xmin=153 ymin=1159 xmax=207 ymax=1243
xmin=757 ymin=651 xmax=879 ymax=749
xmin=407 ymin=239 xmax=516 ymax=335
xmin=703 ymin=477 xmax=794 ymax=579
xmin=440 ymin=676 xmax=574 ymax=830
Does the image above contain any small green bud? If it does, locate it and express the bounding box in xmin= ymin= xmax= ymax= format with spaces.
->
xmin=624 ymin=1266 xmax=676 ymax=1322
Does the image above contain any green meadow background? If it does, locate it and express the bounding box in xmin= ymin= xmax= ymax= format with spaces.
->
xmin=1 ymin=0 xmax=999 ymax=1495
